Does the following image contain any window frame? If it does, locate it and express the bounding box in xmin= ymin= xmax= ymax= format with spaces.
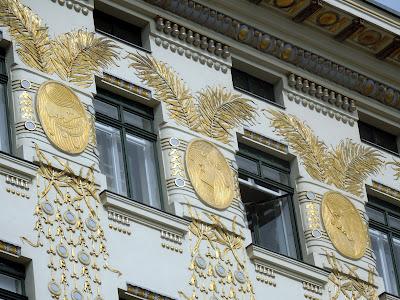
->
xmin=358 ymin=121 xmax=399 ymax=155
xmin=367 ymin=196 xmax=400 ymax=295
xmin=94 ymin=89 xmax=164 ymax=210
xmin=236 ymin=144 xmax=302 ymax=260
xmin=0 ymin=258 xmax=27 ymax=300
xmin=93 ymin=10 xmax=151 ymax=53
xmin=0 ymin=49 xmax=11 ymax=154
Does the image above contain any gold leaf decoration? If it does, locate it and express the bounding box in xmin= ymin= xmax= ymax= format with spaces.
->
xmin=0 ymin=0 xmax=53 ymax=73
xmin=128 ymin=53 xmax=199 ymax=130
xmin=197 ymin=87 xmax=257 ymax=143
xmin=268 ymin=110 xmax=384 ymax=196
xmin=0 ymin=0 xmax=119 ymax=88
xmin=387 ymin=159 xmax=400 ymax=181
xmin=128 ymin=52 xmax=256 ymax=143
xmin=50 ymin=29 xmax=119 ymax=88
xmin=268 ymin=109 xmax=328 ymax=182
xmin=326 ymin=140 xmax=383 ymax=196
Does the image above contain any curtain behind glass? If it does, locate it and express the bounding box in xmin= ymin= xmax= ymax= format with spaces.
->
xmin=370 ymin=228 xmax=398 ymax=295
xmin=0 ymin=83 xmax=9 ymax=153
xmin=95 ymin=123 xmax=127 ymax=196
xmin=125 ymin=133 xmax=160 ymax=209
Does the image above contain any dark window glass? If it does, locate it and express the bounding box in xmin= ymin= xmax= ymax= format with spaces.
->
xmin=232 ymin=68 xmax=275 ymax=102
xmin=359 ymin=121 xmax=398 ymax=153
xmin=94 ymin=10 xmax=143 ymax=47
xmin=0 ymin=51 xmax=10 ymax=153
xmin=367 ymin=196 xmax=400 ymax=296
xmin=236 ymin=144 xmax=299 ymax=259
xmin=0 ymin=258 xmax=27 ymax=299
xmin=95 ymin=89 xmax=162 ymax=209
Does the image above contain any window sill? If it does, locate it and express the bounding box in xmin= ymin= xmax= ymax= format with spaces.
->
xmin=100 ymin=190 xmax=189 ymax=234
xmin=246 ymin=244 xmax=329 ymax=284
xmin=95 ymin=29 xmax=152 ymax=54
xmin=360 ymin=139 xmax=399 ymax=157
xmin=233 ymin=86 xmax=285 ymax=109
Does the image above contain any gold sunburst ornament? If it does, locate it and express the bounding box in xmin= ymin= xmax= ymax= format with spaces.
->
xmin=36 ymin=81 xmax=90 ymax=154
xmin=185 ymin=140 xmax=235 ymax=209
xmin=321 ymin=191 xmax=368 ymax=260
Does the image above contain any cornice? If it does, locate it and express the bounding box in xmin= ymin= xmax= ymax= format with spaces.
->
xmin=48 ymin=0 xmax=92 ymax=16
xmin=143 ymin=0 xmax=400 ymax=112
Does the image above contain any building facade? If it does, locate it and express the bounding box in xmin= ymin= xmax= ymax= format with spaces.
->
xmin=0 ymin=0 xmax=399 ymax=299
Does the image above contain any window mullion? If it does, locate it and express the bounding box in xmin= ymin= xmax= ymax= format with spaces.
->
xmin=120 ymin=127 xmax=132 ymax=198
xmin=388 ymin=231 xmax=400 ymax=294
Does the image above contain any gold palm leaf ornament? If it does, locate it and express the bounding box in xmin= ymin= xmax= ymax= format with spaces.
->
xmin=129 ymin=53 xmax=257 ymax=144
xmin=268 ymin=110 xmax=383 ymax=196
xmin=0 ymin=0 xmax=119 ymax=88
xmin=50 ymin=30 xmax=120 ymax=88
xmin=0 ymin=0 xmax=53 ymax=73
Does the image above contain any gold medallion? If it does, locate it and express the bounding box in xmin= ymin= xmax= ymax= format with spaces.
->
xmin=321 ymin=191 xmax=368 ymax=260
xmin=185 ymin=139 xmax=234 ymax=210
xmin=37 ymin=81 xmax=90 ymax=154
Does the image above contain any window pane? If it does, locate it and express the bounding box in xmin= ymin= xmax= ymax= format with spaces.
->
xmin=261 ymin=164 xmax=289 ymax=185
xmin=393 ymin=236 xmax=400 ymax=296
xmin=0 ymin=273 xmax=22 ymax=294
xmin=231 ymin=68 xmax=249 ymax=91
xmin=236 ymin=155 xmax=258 ymax=174
xmin=369 ymin=228 xmax=398 ymax=295
xmin=94 ymin=98 xmax=119 ymax=119
xmin=123 ymin=110 xmax=152 ymax=131
xmin=0 ymin=83 xmax=9 ymax=152
xmin=389 ymin=215 xmax=400 ymax=231
xmin=366 ymin=206 xmax=386 ymax=224
xmin=125 ymin=133 xmax=160 ymax=209
xmin=248 ymin=76 xmax=275 ymax=101
xmin=95 ymin=123 xmax=127 ymax=196
xmin=240 ymin=183 xmax=296 ymax=258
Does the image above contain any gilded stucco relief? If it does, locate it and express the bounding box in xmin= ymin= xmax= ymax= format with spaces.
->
xmin=180 ymin=207 xmax=255 ymax=300
xmin=0 ymin=0 xmax=119 ymax=88
xmin=129 ymin=53 xmax=257 ymax=144
xmin=268 ymin=109 xmax=383 ymax=197
xmin=21 ymin=146 xmax=120 ymax=300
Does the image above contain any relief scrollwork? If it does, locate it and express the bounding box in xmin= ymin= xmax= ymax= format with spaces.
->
xmin=128 ymin=53 xmax=257 ymax=144
xmin=179 ymin=206 xmax=255 ymax=300
xmin=0 ymin=0 xmax=120 ymax=88
xmin=21 ymin=145 xmax=121 ymax=300
xmin=268 ymin=110 xmax=383 ymax=197
xmin=325 ymin=252 xmax=378 ymax=300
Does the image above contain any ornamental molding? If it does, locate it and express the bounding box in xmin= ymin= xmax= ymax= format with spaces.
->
xmin=125 ymin=284 xmax=176 ymax=300
xmin=379 ymin=293 xmax=400 ymax=300
xmin=0 ymin=239 xmax=21 ymax=257
xmin=303 ymin=280 xmax=323 ymax=300
xmin=242 ymin=129 xmax=288 ymax=154
xmin=155 ymin=16 xmax=231 ymax=59
xmin=254 ymin=263 xmax=277 ymax=287
xmin=143 ymin=0 xmax=400 ymax=111
xmin=370 ymin=180 xmax=400 ymax=201
xmin=48 ymin=0 xmax=92 ymax=16
xmin=247 ymin=245 xmax=330 ymax=284
xmin=287 ymin=73 xmax=357 ymax=115
xmin=102 ymin=73 xmax=152 ymax=100
xmin=153 ymin=35 xmax=229 ymax=74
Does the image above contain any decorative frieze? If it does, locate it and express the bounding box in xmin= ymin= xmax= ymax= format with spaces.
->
xmin=102 ymin=73 xmax=152 ymax=99
xmin=126 ymin=284 xmax=175 ymax=300
xmin=4 ymin=173 xmax=31 ymax=199
xmin=160 ymin=230 xmax=183 ymax=254
xmin=0 ymin=240 xmax=21 ymax=256
xmin=153 ymin=36 xmax=229 ymax=73
xmin=155 ymin=16 xmax=230 ymax=59
xmin=19 ymin=91 xmax=34 ymax=120
xmin=303 ymin=281 xmax=323 ymax=300
xmin=287 ymin=74 xmax=357 ymax=114
xmin=49 ymin=0 xmax=91 ymax=16
xmin=254 ymin=263 xmax=277 ymax=287
xmin=144 ymin=0 xmax=400 ymax=110
xmin=12 ymin=79 xmax=40 ymax=92
xmin=243 ymin=129 xmax=288 ymax=153
xmin=107 ymin=210 xmax=132 ymax=235
xmin=371 ymin=180 xmax=400 ymax=201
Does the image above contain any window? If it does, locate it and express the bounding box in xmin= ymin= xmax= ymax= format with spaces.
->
xmin=236 ymin=144 xmax=300 ymax=259
xmin=0 ymin=49 xmax=10 ymax=153
xmin=94 ymin=10 xmax=143 ymax=47
xmin=359 ymin=121 xmax=398 ymax=154
xmin=94 ymin=89 xmax=162 ymax=209
xmin=0 ymin=258 xmax=27 ymax=300
xmin=232 ymin=68 xmax=275 ymax=102
xmin=366 ymin=196 xmax=400 ymax=296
